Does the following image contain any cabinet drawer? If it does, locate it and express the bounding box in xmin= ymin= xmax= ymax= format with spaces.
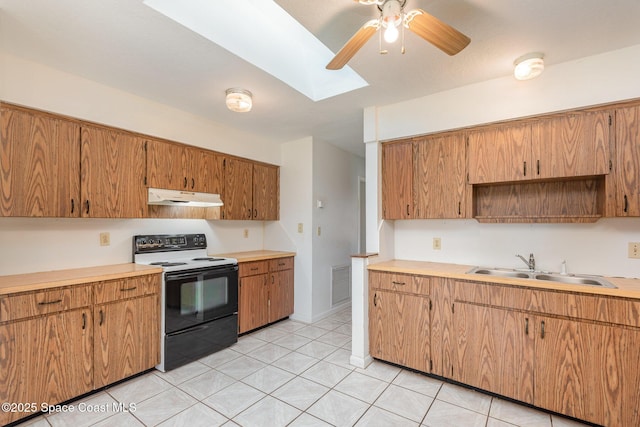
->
xmin=0 ymin=285 xmax=92 ymax=322
xmin=239 ymin=261 xmax=269 ymax=277
xmin=94 ymin=275 xmax=157 ymax=304
xmin=454 ymin=280 xmax=534 ymax=311
xmin=369 ymin=271 xmax=429 ymax=296
xmin=269 ymin=257 xmax=293 ymax=272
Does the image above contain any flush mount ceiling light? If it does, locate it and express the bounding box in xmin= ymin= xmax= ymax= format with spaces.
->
xmin=514 ymin=52 xmax=545 ymax=80
xmin=225 ymin=88 xmax=252 ymax=113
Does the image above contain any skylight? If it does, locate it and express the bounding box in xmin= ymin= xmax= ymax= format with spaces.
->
xmin=144 ymin=0 xmax=369 ymax=101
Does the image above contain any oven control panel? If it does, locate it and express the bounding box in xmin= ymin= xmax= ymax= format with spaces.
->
xmin=133 ymin=233 xmax=207 ymax=253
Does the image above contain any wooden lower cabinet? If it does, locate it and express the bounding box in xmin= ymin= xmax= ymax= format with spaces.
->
xmin=238 ymin=256 xmax=294 ymax=334
xmin=239 ymin=273 xmax=269 ymax=333
xmin=369 ymin=290 xmax=430 ymax=372
xmin=0 ymin=308 xmax=93 ymax=425
xmin=94 ymin=294 xmax=159 ymax=388
xmin=534 ymin=316 xmax=640 ymax=426
xmin=453 ymin=302 xmax=535 ymax=403
xmin=0 ymin=273 xmax=161 ymax=425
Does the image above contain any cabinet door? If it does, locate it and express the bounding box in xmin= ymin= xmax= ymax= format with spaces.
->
xmin=369 ymin=290 xmax=430 ymax=372
xmin=222 ymin=157 xmax=253 ymax=220
xmin=382 ymin=141 xmax=414 ymax=219
xmin=0 ymin=105 xmax=80 ymax=217
xmin=0 ymin=309 xmax=93 ymax=425
xmin=533 ymin=316 xmax=640 ymax=426
xmin=429 ymin=277 xmax=453 ymax=377
xmin=614 ymin=105 xmax=640 ymax=216
xmin=94 ymin=294 xmax=159 ymax=388
xmin=269 ymin=269 xmax=294 ymax=322
xmin=453 ymin=303 xmax=534 ymax=403
xmin=199 ymin=150 xmax=224 ymax=194
xmin=238 ymin=274 xmax=269 ymax=333
xmin=81 ymin=126 xmax=147 ymax=218
xmin=146 ymin=139 xmax=190 ymax=191
xmin=415 ymin=132 xmax=468 ymax=218
xmin=253 ymin=163 xmax=279 ymax=220
xmin=534 ymin=110 xmax=611 ymax=179
xmin=468 ymin=122 xmax=532 ymax=184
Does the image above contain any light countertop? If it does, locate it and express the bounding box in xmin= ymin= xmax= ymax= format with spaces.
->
xmin=213 ymin=250 xmax=296 ymax=263
xmin=0 ymin=263 xmax=163 ymax=295
xmin=369 ymin=259 xmax=640 ymax=299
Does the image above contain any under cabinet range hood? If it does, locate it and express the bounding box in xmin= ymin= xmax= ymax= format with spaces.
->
xmin=148 ymin=187 xmax=224 ymax=207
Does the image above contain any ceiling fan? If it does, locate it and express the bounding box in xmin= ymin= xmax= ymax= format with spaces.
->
xmin=326 ymin=0 xmax=470 ymax=70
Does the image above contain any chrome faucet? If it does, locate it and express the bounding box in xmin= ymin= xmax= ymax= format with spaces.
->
xmin=516 ymin=253 xmax=535 ymax=271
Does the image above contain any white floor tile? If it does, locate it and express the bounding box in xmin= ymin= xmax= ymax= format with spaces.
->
xmin=287 ymin=413 xmax=333 ymax=427
xmin=131 ymin=388 xmax=198 ymax=426
xmin=374 ymin=384 xmax=433 ymax=423
xmin=230 ymin=336 xmax=268 ymax=354
xmin=245 ymin=342 xmax=291 ymax=363
xmin=436 ymin=382 xmax=492 ymax=414
xmin=355 ymin=406 xmax=420 ymax=427
xmin=551 ymin=415 xmax=592 ymax=427
xmin=46 ymin=392 xmax=118 ymax=427
xmin=301 ymin=360 xmax=352 ymax=388
xmin=198 ymin=347 xmax=243 ymax=368
xmin=241 ymin=365 xmax=295 ymax=394
xmin=334 ymin=371 xmax=389 ymax=404
xmin=313 ymin=318 xmax=345 ymax=331
xmin=307 ymin=390 xmax=369 ymax=427
xmin=271 ymin=351 xmax=319 ymax=375
xmin=422 ymin=400 xmax=487 ymax=427
xmin=157 ymin=402 xmax=227 ymax=427
xmin=296 ymin=341 xmax=339 ymax=360
xmin=233 ymin=396 xmax=300 ymax=427
xmin=215 ymin=355 xmax=267 ymax=380
xmin=177 ymin=369 xmax=237 ymax=400
xmin=154 ymin=361 xmax=211 ymax=385
xmin=489 ymin=398 xmax=552 ymax=427
xmin=107 ymin=372 xmax=173 ymax=404
xmin=315 ymin=330 xmax=351 ymax=347
xmin=392 ymin=370 xmax=442 ymax=398
xmin=355 ymin=360 xmax=402 ymax=382
xmin=272 ymin=377 xmax=329 ymax=411
xmin=202 ymin=381 xmax=265 ymax=418
xmin=294 ymin=326 xmax=330 ymax=339
xmin=272 ymin=334 xmax=313 ymax=351
xmin=91 ymin=412 xmax=144 ymax=427
xmin=323 ymin=348 xmax=356 ymax=370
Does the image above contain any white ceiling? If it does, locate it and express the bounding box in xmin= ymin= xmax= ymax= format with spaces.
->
xmin=2 ymin=0 xmax=640 ymax=157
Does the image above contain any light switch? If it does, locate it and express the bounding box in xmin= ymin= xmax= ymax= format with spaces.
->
xmin=100 ymin=232 xmax=110 ymax=246
xmin=433 ymin=237 xmax=441 ymax=250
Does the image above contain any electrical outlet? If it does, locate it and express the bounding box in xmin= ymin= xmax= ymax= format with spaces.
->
xmin=433 ymin=237 xmax=442 ymax=250
xmin=629 ymin=242 xmax=640 ymax=259
xmin=99 ymin=232 xmax=110 ymax=246
xmin=297 ymin=223 xmax=303 ymax=233
xmin=243 ymin=229 xmax=249 ymax=238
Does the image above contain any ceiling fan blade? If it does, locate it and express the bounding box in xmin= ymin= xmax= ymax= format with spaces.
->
xmin=405 ymin=9 xmax=470 ymax=56
xmin=326 ymin=19 xmax=379 ymax=70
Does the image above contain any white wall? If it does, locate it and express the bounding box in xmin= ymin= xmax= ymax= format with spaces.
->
xmin=367 ymin=44 xmax=640 ymax=278
xmin=311 ymin=140 xmax=365 ymax=319
xmin=270 ymin=137 xmax=314 ymax=323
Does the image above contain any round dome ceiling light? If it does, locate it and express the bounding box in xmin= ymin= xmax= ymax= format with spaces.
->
xmin=225 ymin=88 xmax=253 ymax=113
xmin=513 ymin=53 xmax=545 ymax=81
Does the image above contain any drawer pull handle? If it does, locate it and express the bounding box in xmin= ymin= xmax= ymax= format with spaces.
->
xmin=120 ymin=286 xmax=137 ymax=292
xmin=540 ymin=320 xmax=545 ymax=339
xmin=250 ymin=267 xmax=259 ymax=271
xmin=278 ymin=262 xmax=286 ymax=266
xmin=99 ymin=310 xmax=104 ymax=326
xmin=71 ymin=199 xmax=75 ymax=214
xmin=525 ymin=318 xmax=529 ymax=335
xmin=82 ymin=312 xmax=87 ymax=330
xmin=38 ymin=299 xmax=63 ymax=306
xmin=373 ymin=292 xmax=378 ymax=307
xmin=392 ymin=281 xmax=406 ymax=286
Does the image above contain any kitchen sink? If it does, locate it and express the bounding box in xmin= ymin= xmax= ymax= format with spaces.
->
xmin=466 ymin=267 xmax=616 ymax=288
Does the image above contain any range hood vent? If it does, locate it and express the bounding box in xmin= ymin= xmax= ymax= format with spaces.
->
xmin=148 ymin=187 xmax=223 ymax=207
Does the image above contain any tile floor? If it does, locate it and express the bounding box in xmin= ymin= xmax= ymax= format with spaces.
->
xmin=19 ymin=307 xmax=592 ymax=427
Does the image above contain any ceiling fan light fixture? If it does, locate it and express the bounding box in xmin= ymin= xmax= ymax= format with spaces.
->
xmin=225 ymin=88 xmax=252 ymax=113
xmin=381 ymin=0 xmax=402 ymax=43
xmin=514 ymin=53 xmax=545 ymax=80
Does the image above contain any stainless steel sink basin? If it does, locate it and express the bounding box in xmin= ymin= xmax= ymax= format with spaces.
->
xmin=466 ymin=267 xmax=616 ymax=288
xmin=470 ymin=268 xmax=532 ymax=279
xmin=534 ymin=274 xmax=616 ymax=288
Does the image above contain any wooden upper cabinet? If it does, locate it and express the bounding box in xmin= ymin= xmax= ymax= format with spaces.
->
xmin=253 ymin=163 xmax=279 ymax=220
xmin=415 ymin=132 xmax=468 ymax=218
xmin=468 ymin=122 xmax=532 ymax=184
xmin=222 ymin=157 xmax=253 ymax=220
xmin=382 ymin=140 xmax=415 ymax=219
xmin=146 ymin=139 xmax=223 ymax=194
xmin=614 ymin=105 xmax=640 ymax=216
xmin=0 ymin=104 xmax=81 ymax=217
xmin=533 ymin=110 xmax=611 ymax=179
xmin=222 ymin=158 xmax=279 ymax=220
xmin=80 ymin=126 xmax=147 ymax=218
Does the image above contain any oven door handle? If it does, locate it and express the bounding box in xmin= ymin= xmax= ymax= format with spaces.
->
xmin=165 ymin=266 xmax=238 ymax=281
xmin=168 ymin=324 xmax=209 ymax=337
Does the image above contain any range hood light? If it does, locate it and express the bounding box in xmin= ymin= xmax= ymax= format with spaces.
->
xmin=148 ymin=188 xmax=224 ymax=207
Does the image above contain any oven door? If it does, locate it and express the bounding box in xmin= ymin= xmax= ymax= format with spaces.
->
xmin=164 ymin=265 xmax=238 ymax=334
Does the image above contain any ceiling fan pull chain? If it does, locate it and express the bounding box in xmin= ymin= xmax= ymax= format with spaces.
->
xmin=378 ymin=19 xmax=388 ymax=55
xmin=401 ymin=14 xmax=406 ymax=54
